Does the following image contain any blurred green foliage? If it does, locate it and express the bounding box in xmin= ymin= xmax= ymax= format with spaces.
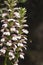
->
xmin=18 ymin=0 xmax=27 ymax=3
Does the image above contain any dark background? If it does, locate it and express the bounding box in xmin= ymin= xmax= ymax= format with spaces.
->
xmin=0 ymin=0 xmax=43 ymax=65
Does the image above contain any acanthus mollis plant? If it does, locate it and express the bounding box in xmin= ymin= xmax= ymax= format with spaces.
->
xmin=0 ymin=0 xmax=28 ymax=65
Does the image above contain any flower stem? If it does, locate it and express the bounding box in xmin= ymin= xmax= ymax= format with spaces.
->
xmin=4 ymin=55 xmax=7 ymax=65
xmin=4 ymin=49 xmax=9 ymax=65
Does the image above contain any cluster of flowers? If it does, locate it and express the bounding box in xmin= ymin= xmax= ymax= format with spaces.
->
xmin=0 ymin=0 xmax=28 ymax=65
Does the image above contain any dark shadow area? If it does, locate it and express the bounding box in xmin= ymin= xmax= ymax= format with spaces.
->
xmin=19 ymin=0 xmax=43 ymax=65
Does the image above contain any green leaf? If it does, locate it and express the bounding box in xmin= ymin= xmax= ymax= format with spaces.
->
xmin=19 ymin=8 xmax=26 ymax=17
xmin=18 ymin=0 xmax=27 ymax=3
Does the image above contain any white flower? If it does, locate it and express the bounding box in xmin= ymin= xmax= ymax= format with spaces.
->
xmin=2 ymin=13 xmax=8 ymax=17
xmin=17 ymin=36 xmax=21 ymax=39
xmin=23 ymin=41 xmax=27 ymax=44
xmin=1 ymin=29 xmax=4 ymax=32
xmin=12 ymin=35 xmax=21 ymax=41
xmin=20 ymin=39 xmax=27 ymax=44
xmin=22 ymin=29 xmax=28 ymax=34
xmin=6 ymin=42 xmax=12 ymax=46
xmin=14 ymin=12 xmax=20 ymax=18
xmin=15 ymin=30 xmax=19 ymax=34
xmin=1 ymin=38 xmax=5 ymax=42
xmin=18 ymin=43 xmax=24 ymax=47
xmin=12 ymin=36 xmax=17 ymax=41
xmin=20 ymin=54 xmax=24 ymax=59
xmin=22 ymin=20 xmax=26 ymax=23
xmin=0 ymin=49 xmax=6 ymax=54
xmin=24 ymin=37 xmax=27 ymax=40
xmin=0 ymin=43 xmax=3 ymax=46
xmin=2 ymin=24 xmax=8 ymax=28
xmin=13 ymin=44 xmax=17 ymax=52
xmin=15 ymin=22 xmax=20 ymax=27
xmin=7 ymin=19 xmax=16 ymax=22
xmin=8 ymin=9 xmax=12 ymax=11
xmin=3 ymin=32 xmax=10 ymax=36
xmin=1 ymin=20 xmax=5 ymax=22
xmin=23 ymin=24 xmax=28 ymax=27
xmin=14 ymin=63 xmax=18 ymax=65
xmin=10 ymin=27 xmax=16 ymax=32
xmin=9 ymin=52 xmax=15 ymax=60
xmin=22 ymin=40 xmax=27 ymax=44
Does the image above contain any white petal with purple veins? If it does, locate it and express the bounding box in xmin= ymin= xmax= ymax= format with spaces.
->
xmin=0 ymin=49 xmax=6 ymax=54
xmin=2 ymin=13 xmax=8 ymax=17
xmin=8 ymin=19 xmax=16 ymax=22
xmin=2 ymin=24 xmax=8 ymax=27
xmin=18 ymin=43 xmax=24 ymax=47
xmin=14 ymin=12 xmax=20 ymax=18
xmin=20 ymin=54 xmax=24 ymax=59
xmin=22 ymin=29 xmax=28 ymax=34
xmin=6 ymin=42 xmax=12 ymax=46
xmin=3 ymin=32 xmax=10 ymax=35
